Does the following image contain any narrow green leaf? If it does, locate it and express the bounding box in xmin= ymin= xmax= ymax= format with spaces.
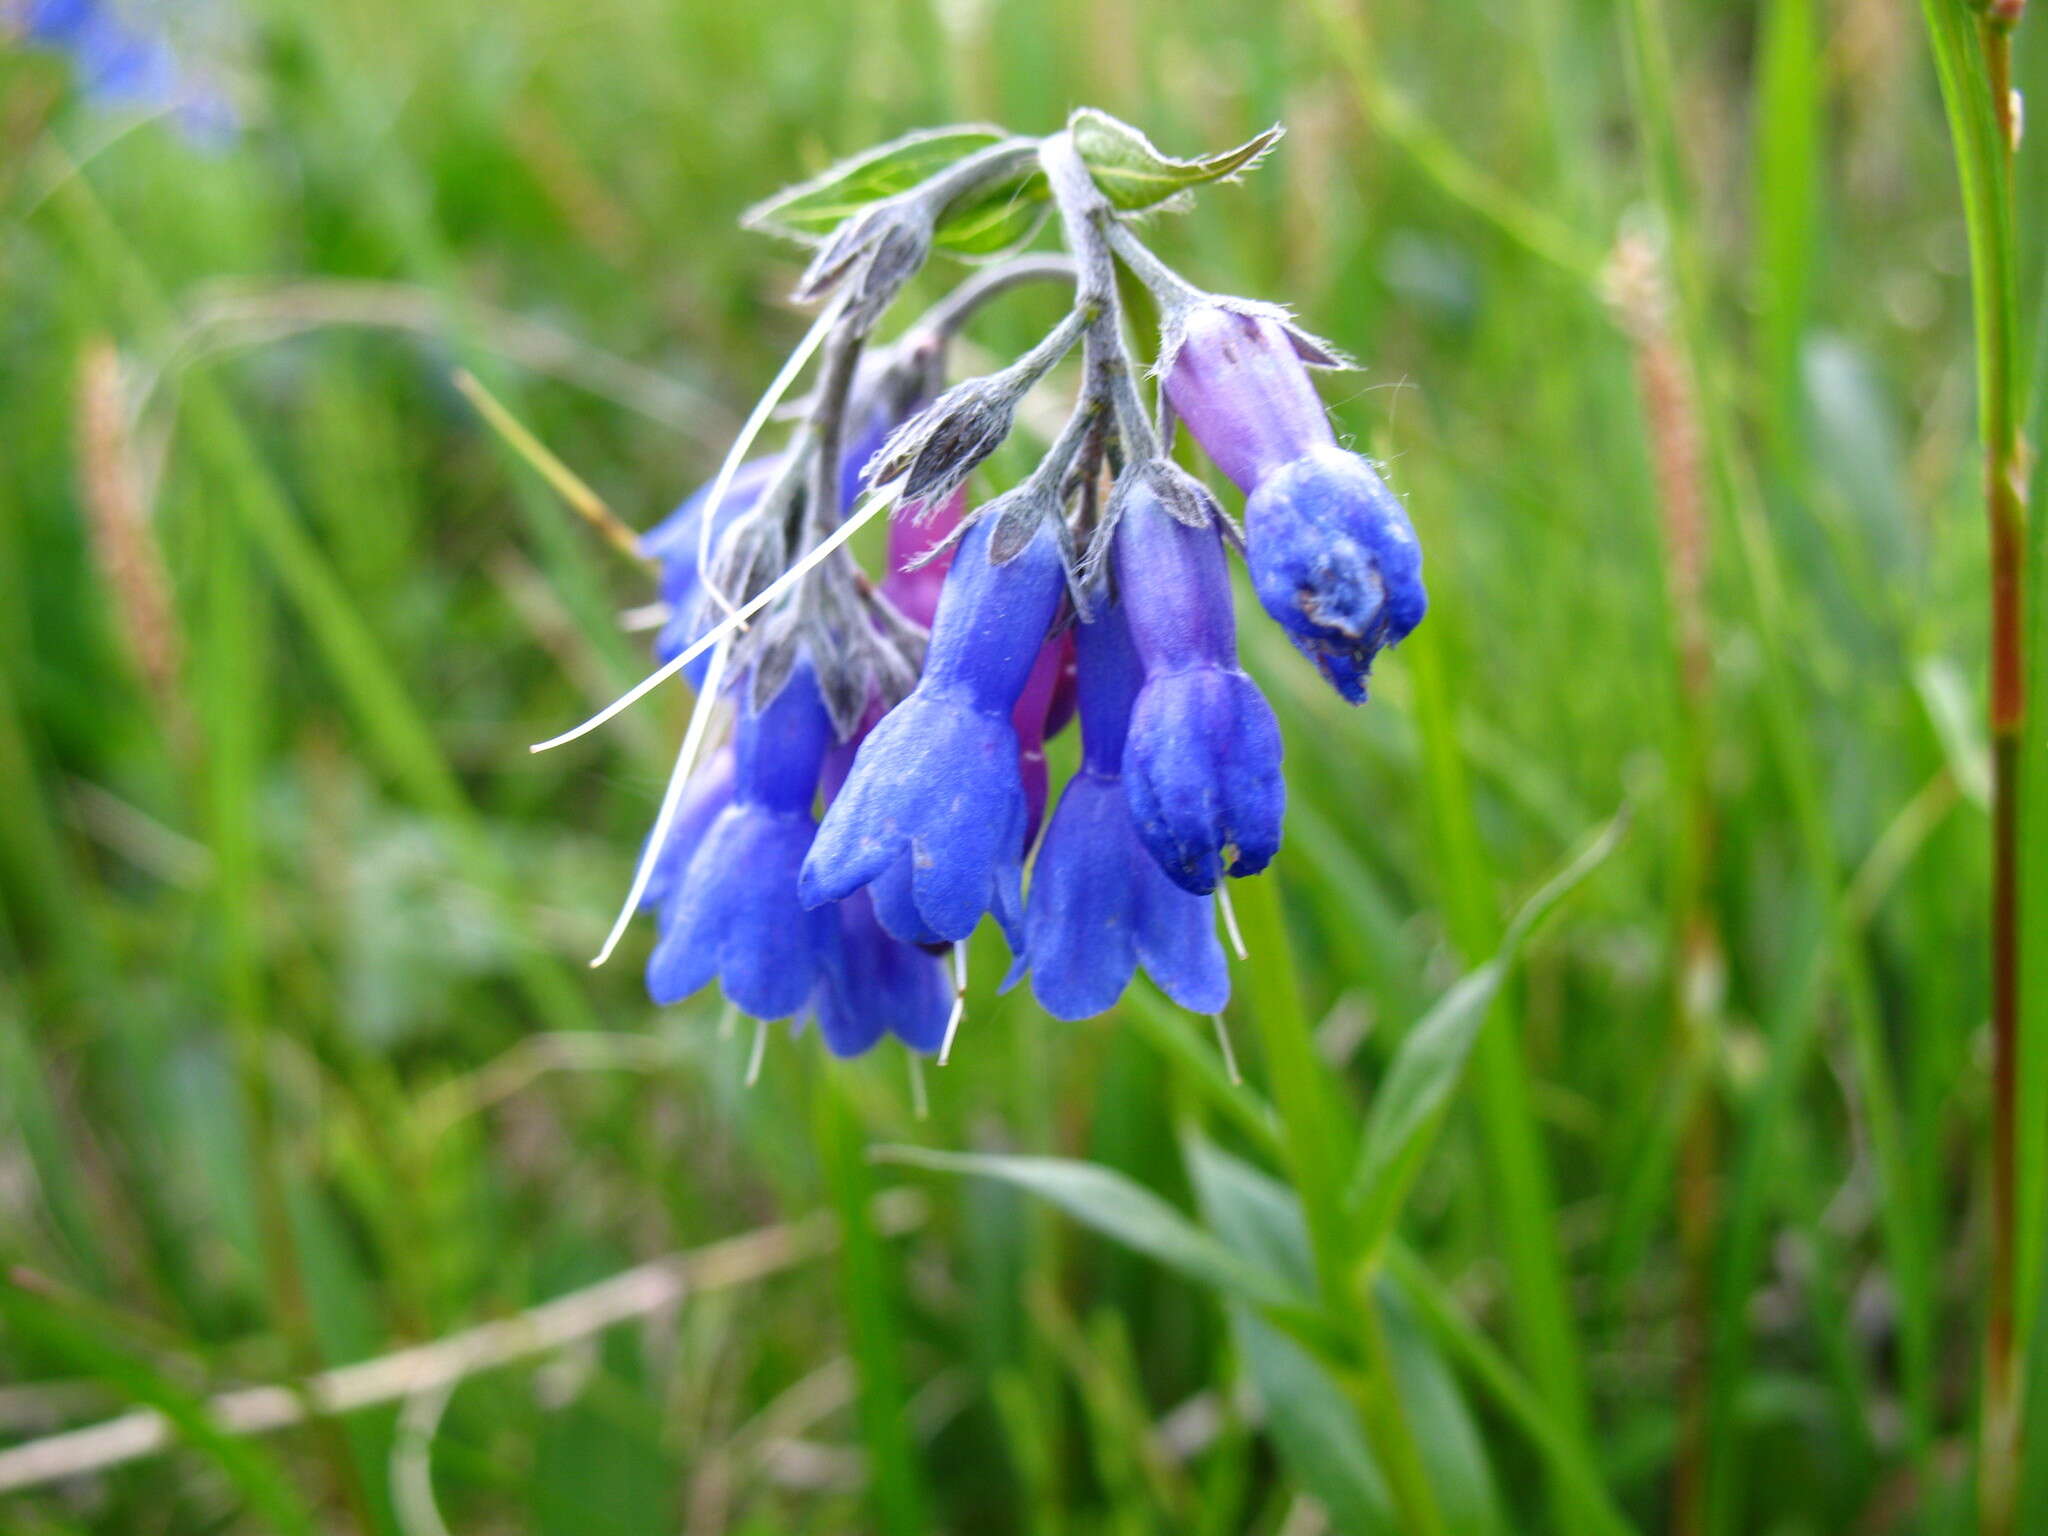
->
xmin=1068 ymin=109 xmax=1282 ymax=212
xmin=0 ymin=1284 xmax=320 ymax=1536
xmin=743 ymin=125 xmax=1008 ymax=241
xmin=1233 ymin=1306 xmax=1398 ymax=1535
xmin=1190 ymin=1139 xmax=1505 ymax=1535
xmin=1348 ymin=806 xmax=1629 ymax=1249
xmin=873 ymin=1147 xmax=1307 ymax=1318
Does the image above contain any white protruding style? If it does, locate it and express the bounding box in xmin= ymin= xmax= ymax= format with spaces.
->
xmin=938 ymin=944 xmax=968 ymax=1066
xmin=693 ymin=294 xmax=848 ymax=621
xmin=529 ymin=482 xmax=903 ymax=756
xmin=588 ymin=635 xmax=732 ymax=968
xmin=1216 ymin=883 xmax=1249 ymax=961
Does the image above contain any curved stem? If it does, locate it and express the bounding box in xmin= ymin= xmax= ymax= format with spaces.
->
xmin=909 ymin=254 xmax=1078 ymax=347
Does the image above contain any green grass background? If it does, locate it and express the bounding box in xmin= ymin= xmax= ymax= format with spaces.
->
xmin=3 ymin=0 xmax=2047 ymax=1530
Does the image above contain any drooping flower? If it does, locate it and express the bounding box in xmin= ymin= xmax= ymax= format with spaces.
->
xmin=802 ymin=514 xmax=1066 ymax=941
xmin=811 ymin=888 xmax=951 ymax=1057
xmin=1022 ymin=601 xmax=1227 ymax=1020
xmin=1114 ymin=483 xmax=1284 ymax=894
xmin=1164 ymin=303 xmax=1426 ymax=702
xmin=647 ymin=661 xmax=838 ymax=1018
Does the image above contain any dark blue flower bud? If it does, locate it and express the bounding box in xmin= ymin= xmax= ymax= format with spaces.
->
xmin=647 ymin=661 xmax=838 ymax=1018
xmin=1114 ymin=487 xmax=1284 ymax=894
xmin=1022 ymin=603 xmax=1228 ymax=1019
xmin=1243 ymin=446 xmax=1427 ymax=702
xmin=812 ymin=888 xmax=951 ymax=1057
xmin=800 ymin=515 xmax=1065 ymax=940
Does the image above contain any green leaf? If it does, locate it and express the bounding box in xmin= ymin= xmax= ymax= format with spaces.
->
xmin=1068 ymin=109 xmax=1283 ymax=212
xmin=743 ymin=125 xmax=1010 ymax=242
xmin=1234 ymin=1306 xmax=1399 ymax=1535
xmin=933 ymin=168 xmax=1051 ymax=256
xmin=1349 ymin=806 xmax=1630 ymax=1252
xmin=1189 ymin=1139 xmax=1506 ymax=1536
xmin=873 ymin=1147 xmax=1307 ymax=1318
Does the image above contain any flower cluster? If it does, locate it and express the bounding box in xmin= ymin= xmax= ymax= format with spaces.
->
xmin=533 ymin=112 xmax=1427 ymax=1060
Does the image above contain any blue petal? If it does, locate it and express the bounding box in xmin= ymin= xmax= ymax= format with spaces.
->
xmin=813 ymin=890 xmax=951 ymax=1056
xmin=648 ymin=808 xmax=831 ymax=1019
xmin=1132 ymin=863 xmax=1229 ymax=1015
xmin=1024 ymin=774 xmax=1140 ymax=1020
xmin=803 ymin=689 xmax=1026 ymax=941
xmin=871 ymin=853 xmax=946 ymax=945
xmin=638 ymin=747 xmax=736 ymax=913
xmin=1124 ymin=668 xmax=1285 ymax=894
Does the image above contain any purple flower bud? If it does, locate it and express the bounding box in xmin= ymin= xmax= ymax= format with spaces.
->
xmin=1243 ymin=446 xmax=1427 ymax=703
xmin=1163 ymin=305 xmax=1331 ymax=493
xmin=647 ymin=662 xmax=838 ymax=1019
xmin=1021 ymin=603 xmax=1228 ymax=1019
xmin=880 ymin=485 xmax=966 ymax=629
xmin=1012 ymin=634 xmax=1069 ymax=851
xmin=1114 ymin=487 xmax=1285 ymax=894
xmin=811 ymin=888 xmax=951 ymax=1057
xmin=801 ymin=515 xmax=1065 ymax=940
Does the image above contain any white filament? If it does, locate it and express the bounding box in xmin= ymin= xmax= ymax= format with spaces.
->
xmin=939 ymin=944 xmax=968 ymax=1066
xmin=1210 ymin=1014 xmax=1242 ymax=1086
xmin=694 ymin=294 xmax=847 ymax=621
xmin=588 ymin=635 xmax=731 ymax=968
xmin=529 ymin=481 xmax=901 ymax=755
xmin=1216 ymin=884 xmax=1248 ymax=961
xmin=745 ymin=1016 xmax=768 ymax=1087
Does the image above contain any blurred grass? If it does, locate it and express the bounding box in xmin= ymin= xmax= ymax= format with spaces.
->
xmin=2 ymin=0 xmax=2045 ymax=1530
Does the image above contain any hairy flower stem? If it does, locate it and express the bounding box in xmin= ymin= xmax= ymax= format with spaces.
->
xmin=909 ymin=253 xmax=1078 ymax=350
xmin=1041 ymin=134 xmax=1159 ymax=462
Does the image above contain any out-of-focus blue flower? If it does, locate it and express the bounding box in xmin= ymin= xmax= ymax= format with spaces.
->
xmin=638 ymin=744 xmax=735 ymax=914
xmin=1022 ymin=601 xmax=1227 ymax=1020
xmin=1114 ymin=484 xmax=1284 ymax=894
xmin=812 ymin=887 xmax=950 ymax=1056
xmin=648 ymin=660 xmax=838 ymax=1019
xmin=18 ymin=0 xmax=238 ymax=145
xmin=1244 ymin=446 xmax=1426 ymax=702
xmin=1163 ymin=302 xmax=1427 ymax=703
xmin=801 ymin=514 xmax=1066 ymax=942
